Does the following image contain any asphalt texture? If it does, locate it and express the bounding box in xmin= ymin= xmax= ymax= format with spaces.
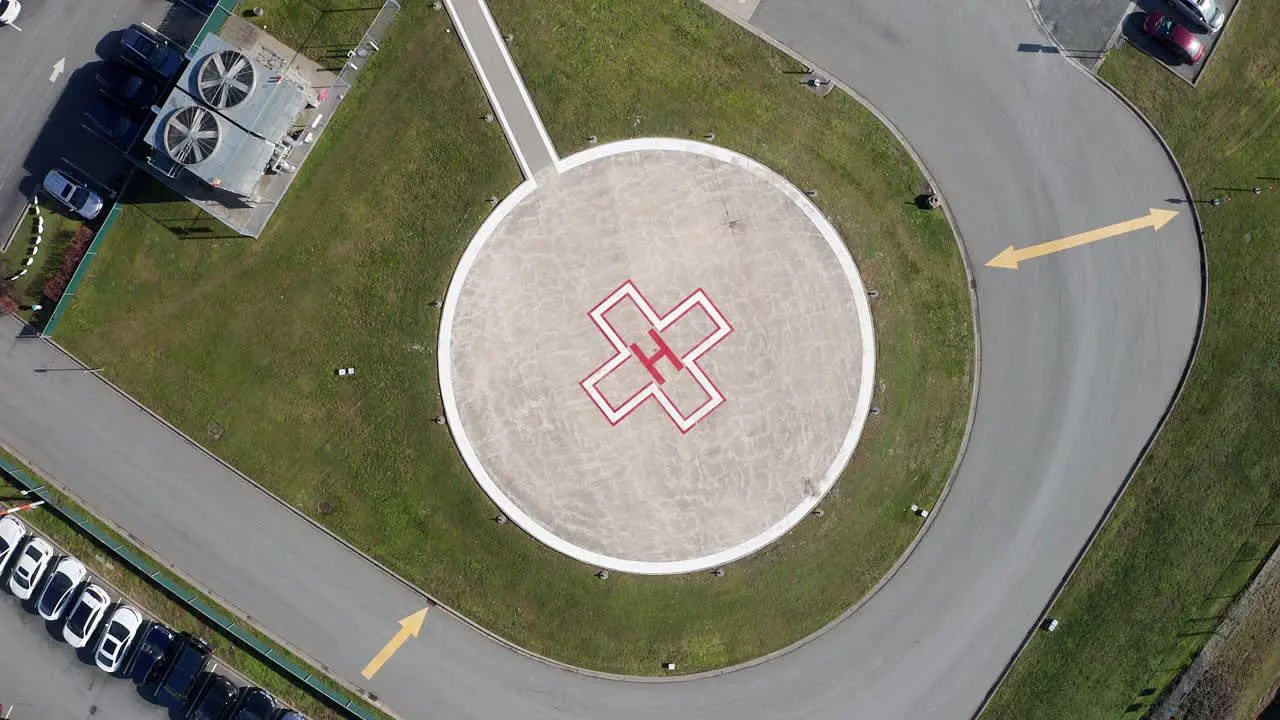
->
xmin=0 ymin=590 xmax=167 ymax=720
xmin=0 ymin=0 xmax=201 ymax=248
xmin=1030 ymin=0 xmax=1131 ymax=58
xmin=0 ymin=0 xmax=1204 ymax=719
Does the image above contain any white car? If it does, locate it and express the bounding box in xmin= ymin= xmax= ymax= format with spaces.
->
xmin=1170 ymin=0 xmax=1226 ymax=33
xmin=8 ymin=536 xmax=53 ymax=600
xmin=0 ymin=515 xmax=28 ymax=575
xmin=95 ymin=605 xmax=143 ymax=673
xmin=38 ymin=557 xmax=88 ymax=621
xmin=62 ymin=584 xmax=110 ymax=648
xmin=42 ymin=169 xmax=104 ymax=220
xmin=0 ymin=0 xmax=20 ymax=26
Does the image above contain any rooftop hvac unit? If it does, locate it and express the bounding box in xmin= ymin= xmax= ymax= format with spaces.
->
xmin=197 ymin=50 xmax=257 ymax=110
xmin=164 ymin=106 xmax=222 ymax=165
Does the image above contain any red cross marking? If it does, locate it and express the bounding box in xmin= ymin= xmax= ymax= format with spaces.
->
xmin=581 ymin=281 xmax=734 ymax=433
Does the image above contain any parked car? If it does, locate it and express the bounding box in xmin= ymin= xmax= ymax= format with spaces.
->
xmin=1143 ymin=12 xmax=1206 ymax=64
xmin=95 ymin=604 xmax=144 ymax=673
xmin=37 ymin=556 xmax=87 ymax=621
xmin=0 ymin=0 xmax=20 ymax=26
xmin=128 ymin=621 xmax=177 ymax=685
xmin=188 ymin=673 xmax=237 ymax=720
xmin=231 ymin=687 xmax=277 ymax=720
xmin=1169 ymin=0 xmax=1225 ymax=33
xmin=63 ymin=583 xmax=110 ymax=648
xmin=84 ymin=97 xmax=144 ymax=149
xmin=42 ymin=169 xmax=104 ymax=220
xmin=8 ymin=536 xmax=53 ymax=600
xmin=96 ymin=59 xmax=160 ymax=107
xmin=159 ymin=633 xmax=214 ymax=707
xmin=272 ymin=710 xmax=305 ymax=720
xmin=0 ymin=515 xmax=28 ymax=575
xmin=119 ymin=24 xmax=185 ymax=78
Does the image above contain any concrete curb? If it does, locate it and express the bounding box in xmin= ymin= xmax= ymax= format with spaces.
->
xmin=971 ymin=5 xmax=1211 ymax=717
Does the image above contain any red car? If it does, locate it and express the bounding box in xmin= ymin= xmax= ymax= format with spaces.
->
xmin=1144 ymin=12 xmax=1206 ymax=64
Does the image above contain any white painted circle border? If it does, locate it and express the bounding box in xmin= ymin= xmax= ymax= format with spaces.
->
xmin=438 ymin=138 xmax=877 ymax=575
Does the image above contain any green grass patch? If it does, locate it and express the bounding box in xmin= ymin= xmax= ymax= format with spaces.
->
xmin=0 ymin=448 xmax=385 ymax=720
xmin=237 ymin=0 xmax=385 ymax=67
xmin=55 ymin=0 xmax=972 ymax=674
xmin=983 ymin=5 xmax=1280 ymax=717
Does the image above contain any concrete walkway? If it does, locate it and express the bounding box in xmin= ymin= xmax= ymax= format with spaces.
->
xmin=446 ymin=0 xmax=559 ymax=180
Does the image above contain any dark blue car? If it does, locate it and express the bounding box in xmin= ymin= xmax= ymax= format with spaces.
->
xmin=119 ymin=24 xmax=185 ymax=79
xmin=128 ymin=622 xmax=177 ymax=685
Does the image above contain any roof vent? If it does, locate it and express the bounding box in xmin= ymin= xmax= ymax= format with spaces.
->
xmin=164 ymin=106 xmax=222 ymax=165
xmin=198 ymin=50 xmax=257 ymax=109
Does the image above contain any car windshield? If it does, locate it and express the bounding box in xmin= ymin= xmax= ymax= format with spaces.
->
xmin=70 ymin=187 xmax=89 ymax=208
xmin=1156 ymin=17 xmax=1176 ymax=34
xmin=0 ymin=1 xmax=10 ymax=12
xmin=67 ymin=601 xmax=93 ymax=635
xmin=13 ymin=568 xmax=31 ymax=589
xmin=133 ymin=34 xmax=158 ymax=55
xmin=0 ymin=537 xmax=10 ymax=555
xmin=109 ymin=621 xmax=129 ymax=640
xmin=41 ymin=573 xmax=72 ymax=606
xmin=24 ymin=544 xmax=43 ymax=561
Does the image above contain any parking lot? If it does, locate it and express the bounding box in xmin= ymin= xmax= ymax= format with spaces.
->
xmin=0 ymin=507 xmax=303 ymax=719
xmin=0 ymin=0 xmax=206 ymax=247
xmin=0 ymin=598 xmax=169 ymax=719
xmin=1122 ymin=0 xmax=1241 ymax=83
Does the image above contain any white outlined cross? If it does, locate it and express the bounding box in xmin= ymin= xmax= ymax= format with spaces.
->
xmin=580 ymin=281 xmax=734 ymax=433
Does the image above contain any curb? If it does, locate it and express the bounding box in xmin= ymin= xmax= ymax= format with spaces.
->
xmin=971 ymin=5 xmax=1211 ymax=718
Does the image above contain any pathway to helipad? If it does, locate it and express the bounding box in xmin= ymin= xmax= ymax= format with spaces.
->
xmin=440 ymin=139 xmax=875 ymax=574
xmin=447 ymin=0 xmax=559 ymax=179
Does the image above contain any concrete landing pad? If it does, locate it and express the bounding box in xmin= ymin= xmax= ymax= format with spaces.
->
xmin=439 ymin=139 xmax=875 ymax=574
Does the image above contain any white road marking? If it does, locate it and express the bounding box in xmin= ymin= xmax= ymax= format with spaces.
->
xmin=49 ymin=58 xmax=65 ymax=83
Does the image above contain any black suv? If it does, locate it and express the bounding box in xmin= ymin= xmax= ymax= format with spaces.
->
xmin=188 ymin=673 xmax=237 ymax=720
xmin=159 ymin=633 xmax=214 ymax=707
xmin=128 ymin=622 xmax=177 ymax=685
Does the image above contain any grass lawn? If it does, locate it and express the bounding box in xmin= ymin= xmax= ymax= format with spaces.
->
xmin=55 ymin=0 xmax=973 ymax=674
xmin=237 ymin=0 xmax=387 ymax=68
xmin=0 ymin=449 xmax=377 ymax=720
xmin=984 ymin=4 xmax=1280 ymax=717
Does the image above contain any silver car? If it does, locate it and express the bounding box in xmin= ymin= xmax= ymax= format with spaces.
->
xmin=1170 ymin=0 xmax=1226 ymax=33
xmin=42 ymin=169 xmax=104 ymax=220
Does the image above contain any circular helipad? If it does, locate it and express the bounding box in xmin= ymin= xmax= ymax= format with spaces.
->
xmin=440 ymin=139 xmax=875 ymax=574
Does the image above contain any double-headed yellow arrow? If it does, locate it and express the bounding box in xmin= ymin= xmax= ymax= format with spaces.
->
xmin=361 ymin=607 xmax=430 ymax=679
xmin=986 ymin=208 xmax=1178 ymax=269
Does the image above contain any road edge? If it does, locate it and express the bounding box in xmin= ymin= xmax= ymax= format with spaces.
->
xmin=968 ymin=13 xmax=1211 ymax=718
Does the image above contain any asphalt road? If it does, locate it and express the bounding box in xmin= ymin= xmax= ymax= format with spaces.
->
xmin=0 ymin=591 xmax=167 ymax=720
xmin=0 ymin=0 xmax=1204 ymax=718
xmin=0 ymin=0 xmax=198 ymax=245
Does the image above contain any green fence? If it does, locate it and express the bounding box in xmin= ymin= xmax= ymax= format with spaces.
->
xmin=0 ymin=458 xmax=379 ymax=720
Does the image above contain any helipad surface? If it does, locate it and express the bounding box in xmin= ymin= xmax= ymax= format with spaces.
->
xmin=440 ymin=139 xmax=875 ymax=574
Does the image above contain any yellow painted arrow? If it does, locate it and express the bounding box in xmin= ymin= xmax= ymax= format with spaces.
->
xmin=986 ymin=208 xmax=1178 ymax=269
xmin=361 ymin=607 xmax=429 ymax=679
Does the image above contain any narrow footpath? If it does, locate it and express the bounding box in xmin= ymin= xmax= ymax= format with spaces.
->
xmin=445 ymin=0 xmax=560 ymax=180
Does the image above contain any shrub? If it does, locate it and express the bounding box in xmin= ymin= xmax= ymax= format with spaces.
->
xmin=42 ymin=225 xmax=94 ymax=302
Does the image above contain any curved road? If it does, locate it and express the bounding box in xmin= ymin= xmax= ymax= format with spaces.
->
xmin=0 ymin=0 xmax=1202 ymax=719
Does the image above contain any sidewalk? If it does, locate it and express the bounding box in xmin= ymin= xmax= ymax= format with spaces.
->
xmin=446 ymin=0 xmax=559 ymax=180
